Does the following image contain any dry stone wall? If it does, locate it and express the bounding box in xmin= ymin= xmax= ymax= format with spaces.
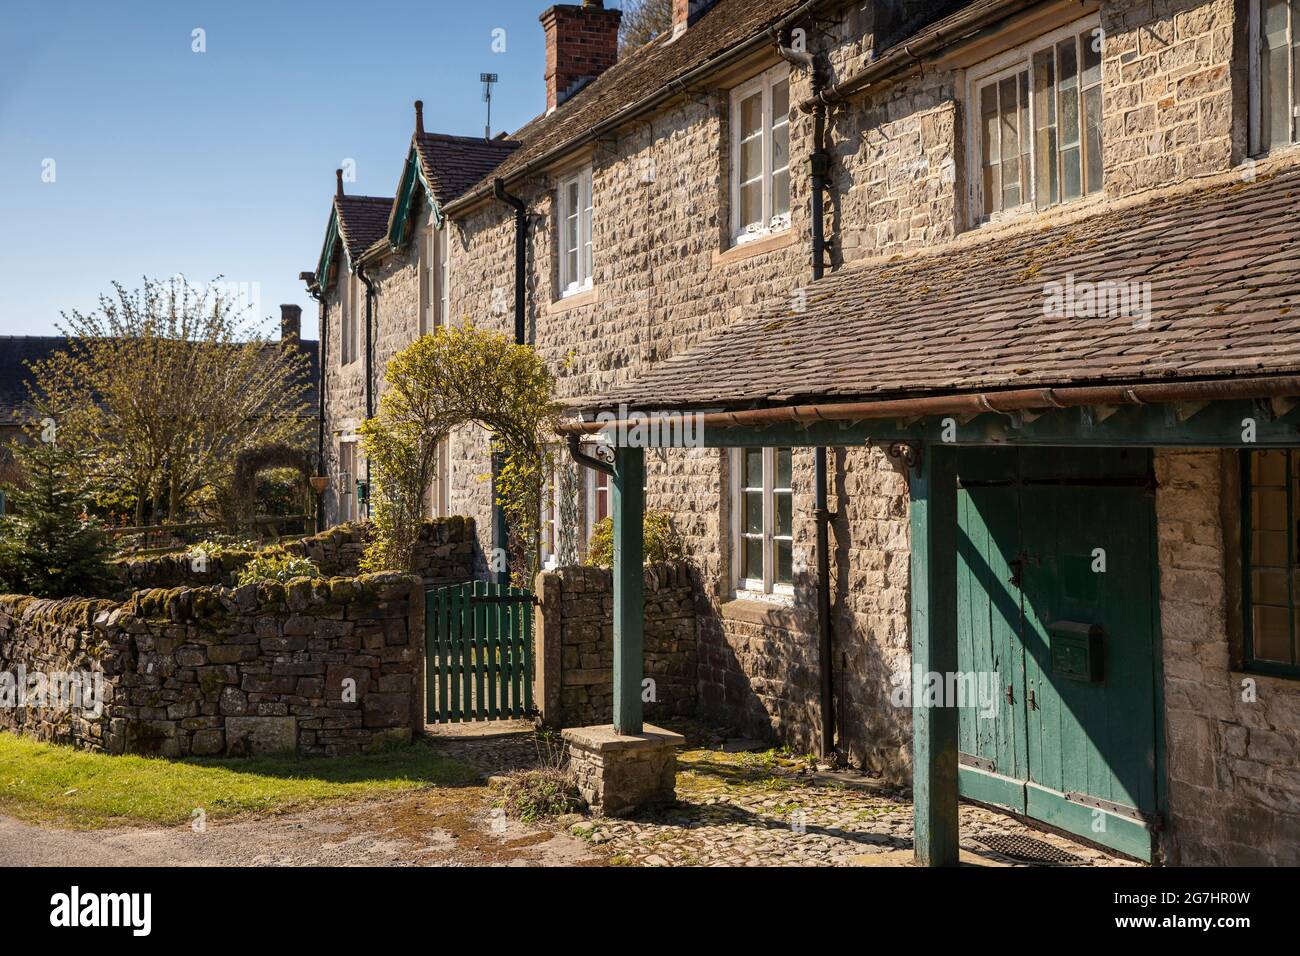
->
xmin=534 ymin=562 xmax=697 ymax=728
xmin=111 ymin=518 xmax=476 ymax=594
xmin=0 ymin=572 xmax=426 ymax=757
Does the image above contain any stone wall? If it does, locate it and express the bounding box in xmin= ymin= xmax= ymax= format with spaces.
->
xmin=0 ymin=572 xmax=426 ymax=757
xmin=110 ymin=518 xmax=476 ymax=594
xmin=533 ymin=562 xmax=697 ymax=728
xmin=1155 ymin=449 xmax=1300 ymax=865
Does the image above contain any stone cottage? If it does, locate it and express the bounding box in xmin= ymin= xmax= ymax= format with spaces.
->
xmin=308 ymin=0 xmax=1300 ymax=865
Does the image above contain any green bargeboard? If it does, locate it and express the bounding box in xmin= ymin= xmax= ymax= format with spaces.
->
xmin=955 ymin=447 xmax=1158 ymax=861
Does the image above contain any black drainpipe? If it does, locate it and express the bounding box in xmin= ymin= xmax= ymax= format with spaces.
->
xmin=300 ymin=271 xmax=327 ymax=533
xmin=357 ymin=262 xmax=376 ymax=520
xmin=493 ymin=177 xmax=528 ymax=346
xmin=492 ymin=177 xmax=529 ymax=583
xmin=777 ymin=27 xmax=836 ymax=759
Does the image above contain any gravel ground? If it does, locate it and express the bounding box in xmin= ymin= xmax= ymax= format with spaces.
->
xmin=0 ymin=720 xmax=1140 ymax=868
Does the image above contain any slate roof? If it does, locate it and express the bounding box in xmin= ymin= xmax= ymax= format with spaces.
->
xmin=588 ymin=162 xmax=1300 ymax=413
xmin=414 ymin=133 xmax=520 ymax=206
xmin=0 ymin=336 xmax=71 ymax=420
xmin=334 ymin=195 xmax=394 ymax=263
xmin=0 ymin=335 xmax=319 ymax=425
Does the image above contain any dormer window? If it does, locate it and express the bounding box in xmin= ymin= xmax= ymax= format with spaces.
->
xmin=557 ymin=166 xmax=593 ymax=296
xmin=1251 ymin=0 xmax=1300 ymax=155
xmin=729 ymin=64 xmax=791 ymax=245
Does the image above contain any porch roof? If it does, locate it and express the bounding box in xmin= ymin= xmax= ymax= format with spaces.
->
xmin=577 ymin=162 xmax=1300 ymax=418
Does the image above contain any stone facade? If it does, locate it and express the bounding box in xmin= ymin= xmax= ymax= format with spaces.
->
xmin=312 ymin=0 xmax=1295 ymax=800
xmin=109 ymin=518 xmax=476 ymax=594
xmin=0 ymin=572 xmax=425 ymax=757
xmin=534 ymin=562 xmax=698 ymax=727
xmin=1155 ymin=450 xmax=1300 ymax=865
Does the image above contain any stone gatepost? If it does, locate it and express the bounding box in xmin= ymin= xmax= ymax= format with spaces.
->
xmin=562 ymin=724 xmax=685 ymax=817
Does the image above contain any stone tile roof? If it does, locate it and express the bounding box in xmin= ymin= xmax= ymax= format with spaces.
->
xmin=447 ymin=0 xmax=810 ymax=209
xmin=334 ymin=195 xmax=393 ymax=262
xmin=414 ymin=133 xmax=520 ymax=205
xmin=594 ymin=163 xmax=1300 ymax=411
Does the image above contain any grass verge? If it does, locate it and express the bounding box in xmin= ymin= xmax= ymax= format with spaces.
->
xmin=0 ymin=732 xmax=480 ymax=829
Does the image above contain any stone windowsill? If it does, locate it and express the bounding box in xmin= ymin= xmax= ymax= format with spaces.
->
xmin=712 ymin=229 xmax=797 ymax=267
xmin=718 ymin=596 xmax=801 ymax=629
xmin=548 ymin=286 xmax=598 ymax=314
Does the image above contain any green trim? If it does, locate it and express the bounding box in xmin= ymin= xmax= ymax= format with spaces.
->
xmin=910 ymin=443 xmax=960 ymax=867
xmin=315 ymin=209 xmax=341 ymax=292
xmin=1024 ymin=783 xmax=1153 ymax=862
xmin=1239 ymin=449 xmax=1300 ymax=677
xmin=691 ymin=399 xmax=1300 ymax=449
xmin=612 ymin=446 xmax=645 ymax=735
xmin=958 ymin=765 xmax=1025 ymax=814
xmin=387 ymin=143 xmax=442 ymax=251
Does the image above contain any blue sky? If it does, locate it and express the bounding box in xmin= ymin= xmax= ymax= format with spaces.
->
xmin=0 ymin=0 xmax=590 ymax=338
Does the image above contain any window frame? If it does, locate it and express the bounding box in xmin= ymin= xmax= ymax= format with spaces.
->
xmin=1240 ymin=449 xmax=1300 ymax=678
xmin=426 ymin=435 xmax=450 ymax=519
xmin=728 ymin=64 xmax=792 ymax=246
xmin=730 ymin=447 xmax=794 ymax=598
xmin=1249 ymin=0 xmax=1300 ymax=156
xmin=338 ymin=440 xmax=357 ymax=522
xmin=540 ymin=457 xmax=564 ymax=570
xmin=964 ymin=15 xmax=1104 ymax=225
xmin=420 ymin=214 xmax=450 ymax=335
xmin=557 ymin=166 xmax=594 ymax=297
xmin=339 ymin=269 xmax=352 ymax=366
xmin=585 ymin=466 xmax=611 ymax=547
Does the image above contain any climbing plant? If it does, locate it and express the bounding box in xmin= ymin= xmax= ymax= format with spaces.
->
xmin=359 ymin=325 xmax=561 ymax=584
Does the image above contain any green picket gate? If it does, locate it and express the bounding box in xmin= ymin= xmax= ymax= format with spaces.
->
xmin=425 ymin=581 xmax=535 ymax=722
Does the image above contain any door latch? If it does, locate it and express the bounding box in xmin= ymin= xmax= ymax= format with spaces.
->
xmin=1008 ymin=557 xmax=1024 ymax=587
xmin=1027 ymin=688 xmax=1037 ymax=710
xmin=1005 ymin=684 xmax=1014 ymax=705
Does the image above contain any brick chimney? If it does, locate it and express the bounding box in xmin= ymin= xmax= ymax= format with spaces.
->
xmin=540 ymin=0 xmax=621 ymax=112
xmin=280 ymin=304 xmax=302 ymax=344
xmin=672 ymin=0 xmax=715 ymax=37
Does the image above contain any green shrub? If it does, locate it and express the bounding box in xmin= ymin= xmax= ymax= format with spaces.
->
xmin=188 ymin=536 xmax=263 ymax=561
xmin=235 ymin=552 xmax=321 ymax=586
xmin=585 ymin=509 xmax=686 ymax=568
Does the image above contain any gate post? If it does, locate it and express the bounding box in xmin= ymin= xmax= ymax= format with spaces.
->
xmin=612 ymin=444 xmax=645 ymax=736
xmin=909 ymin=442 xmax=960 ymax=867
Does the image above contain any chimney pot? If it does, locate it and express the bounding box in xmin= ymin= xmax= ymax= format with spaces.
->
xmin=280 ymin=304 xmax=302 ymax=344
xmin=414 ymin=99 xmax=425 ymax=135
xmin=540 ymin=2 xmax=622 ymax=111
xmin=335 ymin=168 xmax=344 ymax=197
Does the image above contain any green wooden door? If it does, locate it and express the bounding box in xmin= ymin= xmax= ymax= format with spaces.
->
xmin=425 ymin=581 xmax=535 ymax=723
xmin=955 ymin=448 xmax=1029 ymax=814
xmin=956 ymin=448 xmax=1160 ymax=861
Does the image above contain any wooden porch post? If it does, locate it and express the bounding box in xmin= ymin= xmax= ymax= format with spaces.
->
xmin=612 ymin=445 xmax=645 ymax=735
xmin=909 ymin=442 xmax=960 ymax=867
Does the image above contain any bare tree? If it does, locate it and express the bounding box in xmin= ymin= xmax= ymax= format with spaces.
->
xmin=29 ymin=277 xmax=312 ymax=525
xmin=619 ymin=0 xmax=673 ymax=52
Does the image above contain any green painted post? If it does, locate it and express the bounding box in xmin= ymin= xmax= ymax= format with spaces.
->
xmin=612 ymin=446 xmax=645 ymax=736
xmin=909 ymin=442 xmax=961 ymax=867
